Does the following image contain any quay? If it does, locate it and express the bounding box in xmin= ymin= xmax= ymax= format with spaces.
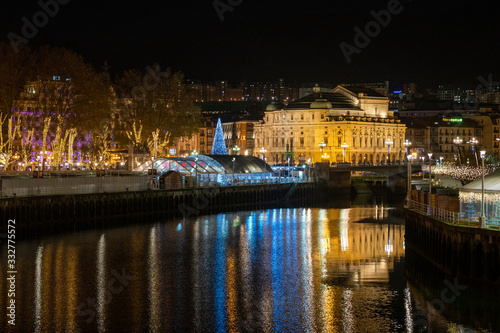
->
xmin=405 ymin=199 xmax=500 ymax=284
xmin=0 ymin=181 xmax=315 ymax=236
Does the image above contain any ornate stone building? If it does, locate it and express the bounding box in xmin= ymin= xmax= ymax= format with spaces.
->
xmin=254 ymin=85 xmax=407 ymax=164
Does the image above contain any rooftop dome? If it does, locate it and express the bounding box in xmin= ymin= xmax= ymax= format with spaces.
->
xmin=309 ymin=99 xmax=332 ymax=109
xmin=266 ymin=102 xmax=283 ymax=111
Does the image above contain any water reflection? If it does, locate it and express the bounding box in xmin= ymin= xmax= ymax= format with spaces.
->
xmin=1 ymin=204 xmax=497 ymax=332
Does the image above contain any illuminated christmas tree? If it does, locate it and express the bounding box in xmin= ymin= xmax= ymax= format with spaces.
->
xmin=211 ymin=118 xmax=227 ymax=155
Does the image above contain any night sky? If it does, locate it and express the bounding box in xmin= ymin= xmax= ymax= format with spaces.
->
xmin=2 ymin=0 xmax=499 ymax=89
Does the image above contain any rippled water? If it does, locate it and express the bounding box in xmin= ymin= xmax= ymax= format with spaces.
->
xmin=1 ymin=198 xmax=499 ymax=332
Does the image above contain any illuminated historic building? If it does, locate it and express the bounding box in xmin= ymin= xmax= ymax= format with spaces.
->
xmin=254 ymin=85 xmax=406 ymax=164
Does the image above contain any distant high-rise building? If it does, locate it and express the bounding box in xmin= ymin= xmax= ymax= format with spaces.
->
xmin=403 ymin=82 xmax=417 ymax=95
xmin=240 ymin=79 xmax=298 ymax=102
xmin=341 ymin=81 xmax=390 ymax=97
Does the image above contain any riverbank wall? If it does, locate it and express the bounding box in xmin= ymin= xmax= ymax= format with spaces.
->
xmin=405 ymin=208 xmax=500 ymax=284
xmin=1 ymin=182 xmax=316 ymax=237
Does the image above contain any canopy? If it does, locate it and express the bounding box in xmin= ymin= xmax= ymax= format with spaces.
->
xmin=136 ymin=155 xmax=273 ymax=175
xmin=461 ymin=169 xmax=500 ymax=193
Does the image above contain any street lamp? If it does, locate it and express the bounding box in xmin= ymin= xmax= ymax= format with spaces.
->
xmin=453 ymin=136 xmax=463 ymax=165
xmin=403 ymin=139 xmax=411 ymax=160
xmin=259 ymin=147 xmax=267 ymax=160
xmin=307 ymin=158 xmax=311 ymax=181
xmin=341 ymin=142 xmax=349 ymax=163
xmin=469 ymin=138 xmax=479 ymax=166
xmin=480 ymin=150 xmax=487 ymax=227
xmin=195 ymin=157 xmax=198 ymax=188
xmin=287 ymin=157 xmax=291 ymax=181
xmin=406 ymin=155 xmax=413 ymax=206
xmin=232 ymin=157 xmax=236 ymax=185
xmin=385 ymin=138 xmax=393 ymax=164
xmin=427 ymin=153 xmax=432 ymax=215
xmin=232 ymin=145 xmax=240 ymax=155
xmin=318 ymin=140 xmax=326 ymax=151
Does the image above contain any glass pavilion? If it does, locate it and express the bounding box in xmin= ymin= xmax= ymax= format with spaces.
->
xmin=136 ymin=155 xmax=274 ymax=186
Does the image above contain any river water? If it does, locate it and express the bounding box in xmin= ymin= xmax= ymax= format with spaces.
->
xmin=1 ymin=195 xmax=499 ymax=332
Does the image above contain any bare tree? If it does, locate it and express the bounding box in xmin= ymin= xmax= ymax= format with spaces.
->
xmin=116 ymin=66 xmax=202 ymax=157
xmin=0 ymin=113 xmax=18 ymax=170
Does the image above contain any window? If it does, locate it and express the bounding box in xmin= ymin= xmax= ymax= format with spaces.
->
xmin=338 ymin=137 xmax=342 ymax=146
xmin=200 ymin=130 xmax=205 ymax=136
xmin=291 ymin=114 xmax=294 ymax=120
xmin=301 ymin=114 xmax=304 ymax=120
xmin=300 ymin=137 xmax=304 ymax=147
xmin=324 ymin=137 xmax=328 ymax=145
xmin=312 ymin=114 xmax=315 ymax=120
xmin=321 ymin=114 xmax=324 ymax=119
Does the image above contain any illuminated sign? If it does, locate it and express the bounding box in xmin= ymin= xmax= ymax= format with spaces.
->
xmin=443 ymin=118 xmax=462 ymax=123
xmin=169 ymin=148 xmax=176 ymax=155
xmin=393 ymin=90 xmax=402 ymax=94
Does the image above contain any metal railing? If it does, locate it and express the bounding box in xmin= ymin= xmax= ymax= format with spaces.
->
xmin=0 ymin=174 xmax=313 ymax=198
xmin=407 ymin=199 xmax=482 ymax=228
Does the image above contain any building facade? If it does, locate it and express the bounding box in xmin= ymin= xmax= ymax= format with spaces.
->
xmin=255 ymin=86 xmax=406 ymax=165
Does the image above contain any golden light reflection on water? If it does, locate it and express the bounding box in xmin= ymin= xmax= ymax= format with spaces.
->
xmin=96 ymin=234 xmax=106 ymax=333
xmin=226 ymin=251 xmax=238 ymax=333
xmin=34 ymin=244 xmax=43 ymax=333
xmin=65 ymin=246 xmax=78 ymax=331
xmin=148 ymin=226 xmax=160 ymax=331
xmin=6 ymin=205 xmax=493 ymax=332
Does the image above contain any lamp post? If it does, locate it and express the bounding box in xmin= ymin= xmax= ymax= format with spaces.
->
xmin=480 ymin=150 xmax=486 ymax=228
xmin=195 ymin=157 xmax=198 ymax=188
xmin=341 ymin=142 xmax=349 ymax=163
xmin=469 ymin=137 xmax=479 ymax=166
xmin=453 ymin=136 xmax=463 ymax=165
xmin=319 ymin=140 xmax=326 ymax=152
xmin=307 ymin=158 xmax=311 ymax=181
xmin=385 ymin=138 xmax=393 ymax=164
xmin=287 ymin=157 xmax=290 ymax=181
xmin=406 ymin=155 xmax=413 ymax=206
xmin=232 ymin=145 xmax=240 ymax=155
xmin=232 ymin=157 xmax=236 ymax=185
xmin=403 ymin=139 xmax=411 ymax=161
xmin=259 ymin=147 xmax=267 ymax=160
xmin=427 ymin=153 xmax=432 ymax=215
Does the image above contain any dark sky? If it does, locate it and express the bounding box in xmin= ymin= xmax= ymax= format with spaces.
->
xmin=2 ymin=0 xmax=499 ymax=90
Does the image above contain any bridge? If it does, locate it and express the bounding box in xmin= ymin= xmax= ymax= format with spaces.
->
xmin=316 ymin=163 xmax=423 ymax=195
xmin=328 ymin=164 xmax=422 ymax=177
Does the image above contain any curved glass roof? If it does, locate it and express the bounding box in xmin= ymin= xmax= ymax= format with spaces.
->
xmin=136 ymin=155 xmax=272 ymax=174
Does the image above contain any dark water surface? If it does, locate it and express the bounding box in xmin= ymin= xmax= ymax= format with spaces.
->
xmin=1 ymin=196 xmax=499 ymax=332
